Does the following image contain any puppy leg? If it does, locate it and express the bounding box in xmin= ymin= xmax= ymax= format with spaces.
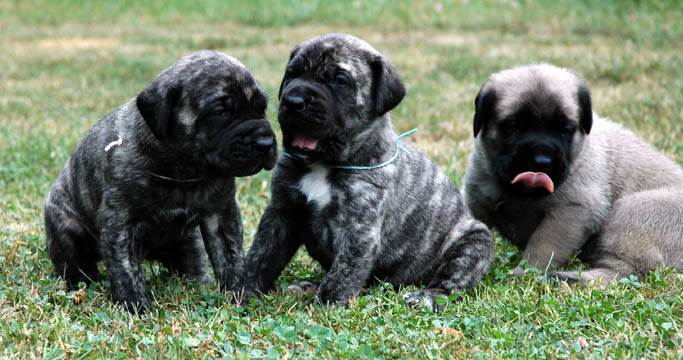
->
xmin=100 ymin=236 xmax=149 ymax=312
xmin=243 ymin=205 xmax=302 ymax=296
xmin=513 ymin=203 xmax=604 ymax=276
xmin=404 ymin=220 xmax=493 ymax=312
xmin=551 ymin=189 xmax=683 ymax=284
xmin=98 ymin=210 xmax=150 ymax=313
xmin=598 ymin=189 xmax=683 ymax=275
xmin=316 ymin=249 xmax=375 ymax=306
xmin=315 ymin=224 xmax=381 ymax=305
xmin=545 ymin=245 xmax=632 ymax=284
xmin=547 ymin=267 xmax=623 ymax=285
xmin=199 ymin=205 xmax=245 ymax=293
xmin=45 ymin=203 xmax=99 ymax=290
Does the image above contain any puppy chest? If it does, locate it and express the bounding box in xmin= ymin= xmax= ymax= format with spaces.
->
xmin=151 ymin=208 xmax=199 ymax=230
xmin=130 ymin=209 xmax=200 ymax=253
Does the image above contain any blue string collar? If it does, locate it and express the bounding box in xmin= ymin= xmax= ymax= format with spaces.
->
xmin=283 ymin=128 xmax=417 ymax=170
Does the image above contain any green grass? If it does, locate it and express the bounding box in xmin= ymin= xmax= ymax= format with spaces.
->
xmin=1 ymin=0 xmax=682 ymax=358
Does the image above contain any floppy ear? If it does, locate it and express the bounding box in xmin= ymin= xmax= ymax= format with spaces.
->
xmin=136 ymin=80 xmax=182 ymax=140
xmin=577 ymin=85 xmax=593 ymax=134
xmin=473 ymin=87 xmax=497 ymax=137
xmin=278 ymin=45 xmax=301 ymax=100
xmin=371 ymin=55 xmax=406 ymax=117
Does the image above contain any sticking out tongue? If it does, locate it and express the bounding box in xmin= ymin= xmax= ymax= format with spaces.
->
xmin=291 ymin=133 xmax=319 ymax=150
xmin=511 ymin=172 xmax=555 ymax=193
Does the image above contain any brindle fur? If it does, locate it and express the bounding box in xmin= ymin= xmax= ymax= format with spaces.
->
xmin=45 ymin=50 xmax=277 ymax=312
xmin=243 ymin=34 xmax=493 ymax=312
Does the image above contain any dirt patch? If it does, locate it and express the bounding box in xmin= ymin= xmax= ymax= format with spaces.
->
xmin=430 ymin=33 xmax=473 ymax=47
xmin=35 ymin=38 xmax=121 ymax=50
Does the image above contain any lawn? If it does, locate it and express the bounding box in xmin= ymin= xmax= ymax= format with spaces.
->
xmin=1 ymin=0 xmax=682 ymax=358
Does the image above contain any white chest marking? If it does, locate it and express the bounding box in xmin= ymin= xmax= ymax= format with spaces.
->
xmin=298 ymin=166 xmax=332 ymax=208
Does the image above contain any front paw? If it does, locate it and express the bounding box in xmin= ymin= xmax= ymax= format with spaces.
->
xmin=114 ymin=295 xmax=151 ymax=314
xmin=403 ymin=290 xmax=447 ymax=313
xmin=287 ymin=281 xmax=319 ymax=297
xmin=315 ymin=283 xmax=353 ymax=307
xmin=545 ymin=271 xmax=580 ymax=285
xmin=230 ymin=287 xmax=262 ymax=306
xmin=511 ymin=266 xmax=525 ymax=277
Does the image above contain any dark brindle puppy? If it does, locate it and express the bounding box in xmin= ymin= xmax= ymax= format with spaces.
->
xmin=45 ymin=50 xmax=277 ymax=312
xmin=243 ymin=33 xmax=493 ymax=311
xmin=463 ymin=64 xmax=683 ymax=283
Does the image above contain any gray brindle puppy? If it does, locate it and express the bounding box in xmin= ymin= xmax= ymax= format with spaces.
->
xmin=45 ymin=50 xmax=277 ymax=312
xmin=463 ymin=64 xmax=683 ymax=284
xmin=243 ymin=33 xmax=493 ymax=311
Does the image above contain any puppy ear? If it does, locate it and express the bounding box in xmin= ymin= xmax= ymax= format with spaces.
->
xmin=473 ymin=87 xmax=497 ymax=137
xmin=136 ymin=80 xmax=182 ymax=140
xmin=278 ymin=45 xmax=301 ymax=100
xmin=371 ymin=55 xmax=406 ymax=117
xmin=577 ymin=85 xmax=593 ymax=134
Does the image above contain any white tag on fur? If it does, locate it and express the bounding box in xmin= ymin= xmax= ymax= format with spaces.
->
xmin=104 ymin=136 xmax=123 ymax=152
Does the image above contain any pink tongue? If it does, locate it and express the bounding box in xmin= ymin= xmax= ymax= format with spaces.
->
xmin=511 ymin=172 xmax=555 ymax=193
xmin=292 ymin=134 xmax=319 ymax=150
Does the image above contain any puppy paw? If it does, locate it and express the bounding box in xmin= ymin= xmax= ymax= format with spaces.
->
xmin=545 ymin=271 xmax=580 ymax=286
xmin=314 ymin=284 xmax=353 ymax=307
xmin=403 ymin=290 xmax=445 ymax=313
xmin=286 ymin=281 xmax=319 ymax=297
xmin=511 ymin=266 xmax=526 ymax=277
xmin=115 ymin=297 xmax=151 ymax=314
xmin=230 ymin=288 xmax=262 ymax=306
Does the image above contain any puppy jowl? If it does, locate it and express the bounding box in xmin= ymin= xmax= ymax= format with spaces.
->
xmin=243 ymin=33 xmax=494 ymax=312
xmin=463 ymin=63 xmax=683 ymax=284
xmin=44 ymin=50 xmax=277 ymax=313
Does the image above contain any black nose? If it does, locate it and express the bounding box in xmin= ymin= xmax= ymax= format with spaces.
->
xmin=533 ymin=154 xmax=552 ymax=170
xmin=254 ymin=136 xmax=274 ymax=152
xmin=283 ymin=95 xmax=305 ymax=111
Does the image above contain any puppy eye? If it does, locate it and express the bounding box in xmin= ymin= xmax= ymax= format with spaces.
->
xmin=333 ymin=73 xmax=350 ymax=87
xmin=559 ymin=124 xmax=576 ymax=135
xmin=210 ymin=106 xmax=229 ymax=117
xmin=504 ymin=127 xmax=519 ymax=136
xmin=210 ymin=98 xmax=236 ymax=118
xmin=501 ymin=120 xmax=520 ymax=135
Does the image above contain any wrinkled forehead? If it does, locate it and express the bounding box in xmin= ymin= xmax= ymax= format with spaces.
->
xmin=487 ymin=65 xmax=582 ymax=121
xmin=171 ymin=51 xmax=263 ymax=103
xmin=292 ymin=34 xmax=379 ymax=79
